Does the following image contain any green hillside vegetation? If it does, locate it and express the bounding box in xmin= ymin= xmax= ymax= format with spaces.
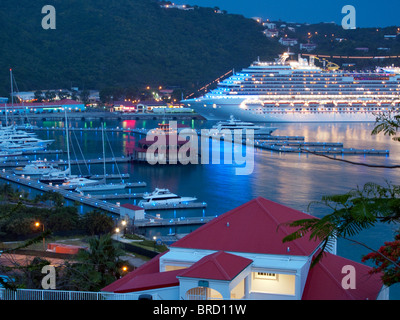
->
xmin=0 ymin=0 xmax=282 ymax=98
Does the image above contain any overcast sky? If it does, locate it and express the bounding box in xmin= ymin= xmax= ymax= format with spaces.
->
xmin=171 ymin=0 xmax=399 ymax=27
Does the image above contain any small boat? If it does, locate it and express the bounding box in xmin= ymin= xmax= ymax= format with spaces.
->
xmin=13 ymin=160 xmax=60 ymax=175
xmin=59 ymin=176 xmax=100 ymax=190
xmin=212 ymin=115 xmax=277 ymax=136
xmin=138 ymin=188 xmax=197 ymax=208
xmin=39 ymin=168 xmax=71 ymax=184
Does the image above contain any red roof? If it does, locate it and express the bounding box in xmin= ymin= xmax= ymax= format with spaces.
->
xmin=178 ymin=251 xmax=252 ymax=281
xmin=170 ymin=197 xmax=321 ymax=256
xmin=121 ymin=203 xmax=143 ymax=211
xmin=102 ymin=252 xmax=168 ymax=293
xmin=302 ymin=252 xmax=384 ymax=300
xmin=0 ymin=99 xmax=83 ymax=108
xmin=138 ymin=135 xmax=189 ymax=146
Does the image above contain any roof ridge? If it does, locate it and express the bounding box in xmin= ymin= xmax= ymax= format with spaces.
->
xmin=256 ymin=197 xmax=311 ymax=255
xmin=171 ymin=199 xmax=257 ymax=248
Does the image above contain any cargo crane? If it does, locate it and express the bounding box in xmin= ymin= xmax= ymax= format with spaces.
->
xmin=312 ymin=55 xmax=340 ymax=71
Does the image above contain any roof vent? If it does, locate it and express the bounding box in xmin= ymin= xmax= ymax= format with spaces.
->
xmin=287 ymin=247 xmax=290 ymax=252
xmin=226 ymin=222 xmax=230 ymax=227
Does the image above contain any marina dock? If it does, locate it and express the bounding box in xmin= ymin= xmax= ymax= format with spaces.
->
xmin=134 ymin=215 xmax=215 ymax=227
xmin=140 ymin=202 xmax=207 ymax=211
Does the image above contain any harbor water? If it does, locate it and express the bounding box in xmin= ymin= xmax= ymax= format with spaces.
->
xmin=3 ymin=119 xmax=400 ymax=299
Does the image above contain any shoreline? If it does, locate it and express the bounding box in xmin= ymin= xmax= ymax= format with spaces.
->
xmin=0 ymin=111 xmax=205 ymax=122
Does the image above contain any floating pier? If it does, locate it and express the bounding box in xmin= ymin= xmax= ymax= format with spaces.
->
xmin=139 ymin=202 xmax=207 ymax=211
xmin=134 ymin=215 xmax=214 ymax=227
xmin=254 ymin=141 xmax=390 ymax=155
xmin=0 ymin=156 xmax=132 ymax=168
xmin=90 ymin=193 xmax=145 ymax=200
xmin=0 ymin=171 xmax=146 ymax=214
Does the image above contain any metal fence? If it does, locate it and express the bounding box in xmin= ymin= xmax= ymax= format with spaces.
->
xmin=0 ymin=288 xmax=146 ymax=300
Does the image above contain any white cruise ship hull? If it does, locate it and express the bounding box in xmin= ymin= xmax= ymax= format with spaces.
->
xmin=185 ymin=98 xmax=381 ymax=122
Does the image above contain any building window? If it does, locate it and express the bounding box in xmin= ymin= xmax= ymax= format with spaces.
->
xmin=255 ymin=272 xmax=278 ymax=280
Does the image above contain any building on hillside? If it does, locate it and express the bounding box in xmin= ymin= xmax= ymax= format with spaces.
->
xmin=300 ymin=43 xmax=317 ymax=52
xmin=263 ymin=29 xmax=279 ymax=38
xmin=102 ymin=197 xmax=388 ymax=300
xmin=279 ymin=37 xmax=298 ymax=46
xmin=262 ymin=22 xmax=276 ymax=29
xmin=0 ymin=99 xmax=85 ymax=114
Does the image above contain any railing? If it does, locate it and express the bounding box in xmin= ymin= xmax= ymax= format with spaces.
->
xmin=0 ymin=288 xmax=146 ymax=301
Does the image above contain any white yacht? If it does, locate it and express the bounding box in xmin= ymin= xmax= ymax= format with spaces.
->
xmin=59 ymin=176 xmax=100 ymax=190
xmin=212 ymin=115 xmax=277 ymax=135
xmin=13 ymin=160 xmax=60 ymax=175
xmin=39 ymin=168 xmax=71 ymax=185
xmin=138 ymin=188 xmax=197 ymax=208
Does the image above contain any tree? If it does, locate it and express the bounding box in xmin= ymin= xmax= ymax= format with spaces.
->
xmin=60 ymin=234 xmax=126 ymax=291
xmin=79 ymin=89 xmax=90 ymax=104
xmin=33 ymin=90 xmax=43 ymax=102
xmin=81 ymin=210 xmax=114 ymax=236
xmin=283 ymin=114 xmax=400 ymax=286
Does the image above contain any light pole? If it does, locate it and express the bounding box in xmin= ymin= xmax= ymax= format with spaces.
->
xmin=35 ymin=221 xmax=45 ymax=251
xmin=115 ymin=228 xmax=120 ymax=241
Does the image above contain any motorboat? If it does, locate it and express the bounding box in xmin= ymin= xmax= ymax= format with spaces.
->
xmin=138 ymin=188 xmax=197 ymax=208
xmin=212 ymin=115 xmax=277 ymax=136
xmin=13 ymin=160 xmax=60 ymax=175
xmin=59 ymin=176 xmax=100 ymax=190
xmin=39 ymin=168 xmax=71 ymax=185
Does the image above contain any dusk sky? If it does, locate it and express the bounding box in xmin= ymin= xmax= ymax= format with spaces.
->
xmin=172 ymin=0 xmax=399 ymax=28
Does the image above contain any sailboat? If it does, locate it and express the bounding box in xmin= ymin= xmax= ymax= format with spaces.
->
xmin=42 ymin=109 xmax=99 ymax=189
xmin=75 ymin=123 xmax=126 ymax=193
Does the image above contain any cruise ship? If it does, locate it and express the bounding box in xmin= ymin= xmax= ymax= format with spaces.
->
xmin=182 ymin=52 xmax=400 ymax=122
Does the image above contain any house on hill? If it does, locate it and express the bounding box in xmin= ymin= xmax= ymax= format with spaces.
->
xmin=102 ymin=197 xmax=388 ymax=300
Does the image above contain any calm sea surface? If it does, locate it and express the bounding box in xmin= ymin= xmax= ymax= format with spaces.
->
xmin=9 ymin=119 xmax=400 ymax=299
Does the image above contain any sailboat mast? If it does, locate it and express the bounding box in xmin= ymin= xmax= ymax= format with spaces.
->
xmin=8 ymin=69 xmax=13 ymax=126
xmin=102 ymin=122 xmax=106 ymax=184
xmin=65 ymin=108 xmax=71 ymax=176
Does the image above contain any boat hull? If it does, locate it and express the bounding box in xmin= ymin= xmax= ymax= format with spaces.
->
xmin=76 ymin=184 xmax=127 ymax=193
xmin=183 ymin=98 xmax=383 ymax=122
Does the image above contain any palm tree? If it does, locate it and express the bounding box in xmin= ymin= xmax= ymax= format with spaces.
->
xmin=61 ymin=234 xmax=126 ymax=291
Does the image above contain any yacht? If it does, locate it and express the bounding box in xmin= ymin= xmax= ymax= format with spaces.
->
xmin=59 ymin=176 xmax=100 ymax=190
xmin=13 ymin=160 xmax=60 ymax=175
xmin=212 ymin=115 xmax=277 ymax=135
xmin=138 ymin=188 xmax=197 ymax=208
xmin=182 ymin=52 xmax=400 ymax=122
xmin=0 ymin=141 xmax=46 ymax=152
xmin=39 ymin=168 xmax=71 ymax=185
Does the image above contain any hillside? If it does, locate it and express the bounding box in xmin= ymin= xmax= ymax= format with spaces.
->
xmin=0 ymin=0 xmax=282 ymax=97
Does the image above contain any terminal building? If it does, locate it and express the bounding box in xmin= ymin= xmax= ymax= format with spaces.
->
xmin=0 ymin=99 xmax=85 ymax=114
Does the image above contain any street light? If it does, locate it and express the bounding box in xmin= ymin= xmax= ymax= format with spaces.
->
xmin=115 ymin=227 xmax=120 ymax=241
xmin=35 ymin=221 xmax=45 ymax=251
